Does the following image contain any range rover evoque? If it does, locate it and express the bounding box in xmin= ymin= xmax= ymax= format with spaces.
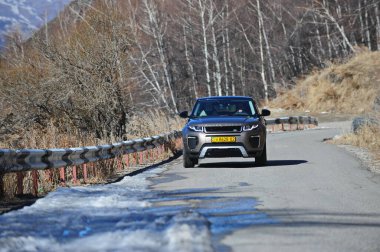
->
xmin=179 ymin=96 xmax=270 ymax=168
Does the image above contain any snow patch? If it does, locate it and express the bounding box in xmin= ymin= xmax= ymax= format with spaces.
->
xmin=0 ymin=166 xmax=213 ymax=252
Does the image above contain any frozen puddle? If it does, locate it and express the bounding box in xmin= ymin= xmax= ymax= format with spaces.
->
xmin=0 ymin=166 xmax=274 ymax=252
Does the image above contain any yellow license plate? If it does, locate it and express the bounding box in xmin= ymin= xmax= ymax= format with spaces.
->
xmin=211 ymin=136 xmax=236 ymax=143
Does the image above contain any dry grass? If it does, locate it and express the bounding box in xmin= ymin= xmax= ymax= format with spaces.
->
xmin=333 ymin=112 xmax=380 ymax=161
xmin=270 ymin=50 xmax=380 ymax=114
xmin=333 ymin=124 xmax=380 ymax=161
xmin=126 ymin=110 xmax=183 ymax=139
xmin=1 ymin=110 xmax=183 ymax=149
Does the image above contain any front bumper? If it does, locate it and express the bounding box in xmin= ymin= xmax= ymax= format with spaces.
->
xmin=182 ymin=125 xmax=266 ymax=158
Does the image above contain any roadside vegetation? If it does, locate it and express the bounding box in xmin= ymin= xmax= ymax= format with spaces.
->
xmin=1 ymin=0 xmax=380 ymax=199
xmin=269 ymin=50 xmax=380 ymax=114
xmin=2 ymin=0 xmax=380 ymax=149
xmin=333 ymin=123 xmax=380 ymax=164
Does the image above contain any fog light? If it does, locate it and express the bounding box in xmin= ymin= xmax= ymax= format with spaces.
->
xmin=187 ymin=136 xmax=198 ymax=149
xmin=249 ymin=136 xmax=260 ymax=148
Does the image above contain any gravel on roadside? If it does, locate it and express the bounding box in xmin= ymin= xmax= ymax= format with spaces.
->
xmin=320 ymin=120 xmax=380 ymax=174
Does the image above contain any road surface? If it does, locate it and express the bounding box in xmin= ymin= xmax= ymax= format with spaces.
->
xmin=151 ymin=122 xmax=380 ymax=251
xmin=1 ymin=122 xmax=379 ymax=251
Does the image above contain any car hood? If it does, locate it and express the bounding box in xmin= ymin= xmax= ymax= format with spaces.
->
xmin=187 ymin=116 xmax=260 ymax=126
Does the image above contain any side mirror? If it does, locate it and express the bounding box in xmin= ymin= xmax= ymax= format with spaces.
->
xmin=261 ymin=109 xmax=271 ymax=117
xmin=179 ymin=111 xmax=189 ymax=118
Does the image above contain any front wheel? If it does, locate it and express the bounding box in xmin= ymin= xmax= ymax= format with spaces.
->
xmin=255 ymin=143 xmax=267 ymax=166
xmin=183 ymin=151 xmax=197 ymax=168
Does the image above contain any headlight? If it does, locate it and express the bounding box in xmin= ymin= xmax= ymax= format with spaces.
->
xmin=243 ymin=124 xmax=259 ymax=131
xmin=188 ymin=125 xmax=203 ymax=132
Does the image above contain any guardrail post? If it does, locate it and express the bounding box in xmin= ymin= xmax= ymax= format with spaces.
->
xmin=0 ymin=173 xmax=4 ymax=198
xmin=83 ymin=164 xmax=88 ymax=183
xmin=116 ymin=157 xmax=122 ymax=171
xmin=133 ymin=153 xmax=138 ymax=166
xmin=60 ymin=167 xmax=65 ymax=186
xmin=16 ymin=172 xmax=24 ymax=196
xmin=150 ymin=149 xmax=154 ymax=163
xmin=92 ymin=163 xmax=96 ymax=178
xmin=32 ymin=170 xmax=38 ymax=196
xmin=139 ymin=152 xmax=143 ymax=165
xmin=72 ymin=166 xmax=77 ymax=184
xmin=146 ymin=150 xmax=150 ymax=164
xmin=124 ymin=154 xmax=129 ymax=168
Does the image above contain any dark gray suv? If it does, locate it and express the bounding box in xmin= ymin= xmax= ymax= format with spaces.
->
xmin=179 ymin=96 xmax=270 ymax=168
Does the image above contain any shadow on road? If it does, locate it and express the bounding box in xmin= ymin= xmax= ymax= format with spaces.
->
xmin=198 ymin=159 xmax=308 ymax=168
xmin=267 ymin=160 xmax=308 ymax=166
xmin=254 ymin=208 xmax=380 ymax=228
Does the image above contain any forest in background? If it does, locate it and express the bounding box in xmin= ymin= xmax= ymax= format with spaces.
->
xmin=0 ymin=0 xmax=379 ymax=147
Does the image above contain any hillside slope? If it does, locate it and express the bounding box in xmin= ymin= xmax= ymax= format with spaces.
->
xmin=270 ymin=51 xmax=380 ymax=114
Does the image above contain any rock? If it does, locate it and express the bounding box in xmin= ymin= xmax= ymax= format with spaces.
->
xmin=352 ymin=116 xmax=379 ymax=133
xmin=373 ymin=95 xmax=380 ymax=111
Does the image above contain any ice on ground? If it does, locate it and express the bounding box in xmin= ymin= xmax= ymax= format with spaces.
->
xmin=0 ymin=165 xmax=274 ymax=252
xmin=0 ymin=167 xmax=212 ymax=252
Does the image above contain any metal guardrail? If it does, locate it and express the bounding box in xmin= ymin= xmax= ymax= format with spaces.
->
xmin=0 ymin=131 xmax=182 ymax=174
xmin=0 ymin=116 xmax=317 ymax=174
xmin=266 ymin=116 xmax=318 ymax=126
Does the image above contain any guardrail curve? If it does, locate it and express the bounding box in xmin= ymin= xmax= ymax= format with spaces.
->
xmin=266 ymin=116 xmax=318 ymax=126
xmin=0 ymin=131 xmax=182 ymax=174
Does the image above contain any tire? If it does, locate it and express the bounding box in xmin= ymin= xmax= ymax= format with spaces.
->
xmin=183 ymin=151 xmax=196 ymax=168
xmin=255 ymin=143 xmax=267 ymax=166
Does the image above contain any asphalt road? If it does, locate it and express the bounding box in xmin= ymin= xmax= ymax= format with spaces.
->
xmin=151 ymin=122 xmax=380 ymax=251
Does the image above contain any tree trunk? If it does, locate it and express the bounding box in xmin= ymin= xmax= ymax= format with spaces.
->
xmin=240 ymin=47 xmax=246 ymax=96
xmin=359 ymin=0 xmax=365 ymax=45
xmin=209 ymin=1 xmax=222 ymax=96
xmin=199 ymin=0 xmax=212 ymax=96
xmin=257 ymin=0 xmax=269 ymax=103
xmin=183 ymin=24 xmax=198 ymax=99
xmin=259 ymin=3 xmax=275 ymax=83
xmin=319 ymin=2 xmax=356 ymax=53
xmin=375 ymin=1 xmax=380 ymax=49
xmin=364 ymin=0 xmax=372 ymax=50
xmin=222 ymin=28 xmax=229 ymax=95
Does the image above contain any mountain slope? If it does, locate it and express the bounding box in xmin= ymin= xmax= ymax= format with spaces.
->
xmin=0 ymin=0 xmax=72 ymax=47
xmin=269 ymin=51 xmax=380 ymax=114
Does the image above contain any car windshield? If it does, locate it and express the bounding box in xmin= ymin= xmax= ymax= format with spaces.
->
xmin=191 ymin=99 xmax=257 ymax=117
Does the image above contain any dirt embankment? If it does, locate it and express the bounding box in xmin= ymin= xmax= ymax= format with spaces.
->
xmin=270 ymin=50 xmax=380 ymax=114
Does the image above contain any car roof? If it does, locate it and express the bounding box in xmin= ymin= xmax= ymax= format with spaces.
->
xmin=197 ymin=96 xmax=253 ymax=101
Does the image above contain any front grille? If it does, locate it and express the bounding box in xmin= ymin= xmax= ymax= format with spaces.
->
xmin=205 ymin=126 xmax=241 ymax=133
xmin=205 ymin=148 xmax=243 ymax=157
